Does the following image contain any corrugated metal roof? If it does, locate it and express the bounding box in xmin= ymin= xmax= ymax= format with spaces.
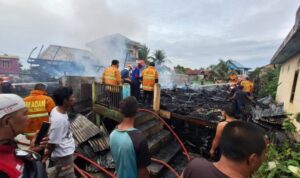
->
xmin=271 ymin=7 xmax=300 ymax=64
xmin=228 ymin=60 xmax=250 ymax=69
xmin=0 ymin=55 xmax=19 ymax=59
xmin=38 ymin=45 xmax=95 ymax=61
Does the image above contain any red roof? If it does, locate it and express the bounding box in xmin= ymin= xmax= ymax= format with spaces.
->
xmin=185 ymin=69 xmax=203 ymax=75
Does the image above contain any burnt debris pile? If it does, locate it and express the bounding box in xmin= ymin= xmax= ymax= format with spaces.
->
xmin=69 ymin=108 xmax=115 ymax=173
xmin=160 ymin=85 xmax=230 ymax=123
xmin=251 ymin=95 xmax=286 ymax=130
xmin=160 ymin=85 xmax=287 ymax=158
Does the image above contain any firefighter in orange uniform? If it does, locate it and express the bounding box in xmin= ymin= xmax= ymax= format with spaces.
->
xmin=142 ymin=62 xmax=158 ymax=104
xmin=102 ymin=59 xmax=121 ymax=86
xmin=229 ymin=72 xmax=238 ymax=84
xmin=23 ymin=83 xmax=55 ymax=140
xmin=102 ymin=60 xmax=122 ymax=106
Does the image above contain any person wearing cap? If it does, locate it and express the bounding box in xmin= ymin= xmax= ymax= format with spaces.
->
xmin=131 ymin=62 xmax=144 ymax=99
xmin=0 ymin=94 xmax=48 ymax=178
xmin=23 ymin=83 xmax=55 ymax=140
xmin=141 ymin=62 xmax=159 ymax=104
xmin=121 ymin=65 xmax=132 ymax=84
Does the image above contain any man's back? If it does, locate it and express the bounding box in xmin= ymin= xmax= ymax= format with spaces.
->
xmin=183 ymin=158 xmax=229 ymax=178
xmin=235 ymin=89 xmax=248 ymax=106
xmin=241 ymin=80 xmax=251 ymax=93
xmin=109 ymin=128 xmax=150 ymax=178
xmin=103 ymin=66 xmax=121 ymax=86
xmin=142 ymin=66 xmax=158 ymax=91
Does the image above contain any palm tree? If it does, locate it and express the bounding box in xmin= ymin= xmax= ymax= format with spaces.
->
xmin=210 ymin=59 xmax=232 ymax=81
xmin=151 ymin=50 xmax=166 ymax=65
xmin=138 ymin=45 xmax=150 ymax=64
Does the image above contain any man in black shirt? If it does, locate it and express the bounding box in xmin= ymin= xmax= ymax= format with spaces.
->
xmin=230 ymin=85 xmax=252 ymax=115
xmin=183 ymin=121 xmax=267 ymax=178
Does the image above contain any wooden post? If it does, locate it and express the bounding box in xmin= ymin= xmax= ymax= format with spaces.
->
xmin=92 ymin=82 xmax=96 ymax=104
xmin=96 ymin=114 xmax=101 ymax=127
xmin=153 ymin=83 xmax=161 ymax=112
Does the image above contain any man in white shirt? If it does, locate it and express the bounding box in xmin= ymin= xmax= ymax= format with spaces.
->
xmin=45 ymin=87 xmax=76 ymax=178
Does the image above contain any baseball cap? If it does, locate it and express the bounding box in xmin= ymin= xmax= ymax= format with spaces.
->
xmin=0 ymin=94 xmax=26 ymax=119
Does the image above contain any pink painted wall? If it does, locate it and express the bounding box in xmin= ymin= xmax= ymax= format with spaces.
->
xmin=0 ymin=57 xmax=20 ymax=75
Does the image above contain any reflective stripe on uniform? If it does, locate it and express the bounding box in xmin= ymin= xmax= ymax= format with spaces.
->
xmin=143 ymin=75 xmax=155 ymax=80
xmin=143 ymin=86 xmax=154 ymax=89
xmin=104 ymin=73 xmax=117 ymax=80
xmin=104 ymin=76 xmax=117 ymax=80
xmin=24 ymin=132 xmax=36 ymax=136
xmin=27 ymin=112 xmax=49 ymax=119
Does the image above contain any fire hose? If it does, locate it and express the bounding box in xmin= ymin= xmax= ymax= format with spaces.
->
xmin=74 ymin=152 xmax=182 ymax=178
xmin=151 ymin=158 xmax=180 ymax=177
xmin=74 ymin=164 xmax=89 ymax=178
xmin=74 ymin=152 xmax=116 ymax=178
xmin=139 ymin=108 xmax=191 ymax=161
xmin=17 ymin=107 xmax=189 ymax=178
xmin=18 ymin=140 xmax=182 ymax=177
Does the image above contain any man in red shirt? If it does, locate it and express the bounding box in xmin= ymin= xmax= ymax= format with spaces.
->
xmin=0 ymin=94 xmax=48 ymax=178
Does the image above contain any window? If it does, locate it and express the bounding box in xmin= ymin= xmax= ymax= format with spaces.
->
xmin=0 ymin=60 xmax=12 ymax=69
xmin=290 ymin=70 xmax=299 ymax=103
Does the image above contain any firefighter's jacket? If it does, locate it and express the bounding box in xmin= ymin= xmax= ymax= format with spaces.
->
xmin=142 ymin=66 xmax=158 ymax=91
xmin=241 ymin=80 xmax=254 ymax=93
xmin=23 ymin=90 xmax=55 ymax=140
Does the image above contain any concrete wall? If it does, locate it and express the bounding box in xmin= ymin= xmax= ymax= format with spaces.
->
xmin=276 ymin=53 xmax=300 ymax=113
xmin=276 ymin=53 xmax=300 ymax=138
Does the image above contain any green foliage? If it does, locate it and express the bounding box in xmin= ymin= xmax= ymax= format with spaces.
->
xmin=209 ymin=59 xmax=233 ymax=81
xmin=138 ymin=45 xmax=150 ymax=63
xmin=258 ymin=67 xmax=281 ymax=99
xmin=282 ymin=118 xmax=297 ymax=133
xmin=254 ymin=114 xmax=300 ymax=178
xmin=151 ymin=50 xmax=166 ymax=65
xmin=249 ymin=67 xmax=261 ymax=80
xmin=254 ymin=142 xmax=300 ymax=178
xmin=174 ymin=65 xmax=186 ymax=74
xmin=296 ymin=113 xmax=300 ymax=123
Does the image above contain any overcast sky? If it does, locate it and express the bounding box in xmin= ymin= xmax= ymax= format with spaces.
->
xmin=0 ymin=0 xmax=299 ymax=69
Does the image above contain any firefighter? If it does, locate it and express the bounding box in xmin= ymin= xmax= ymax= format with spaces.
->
xmin=240 ymin=77 xmax=254 ymax=95
xmin=23 ymin=83 xmax=55 ymax=140
xmin=229 ymin=72 xmax=238 ymax=84
xmin=102 ymin=59 xmax=121 ymax=86
xmin=142 ymin=62 xmax=158 ymax=104
xmin=102 ymin=60 xmax=122 ymax=107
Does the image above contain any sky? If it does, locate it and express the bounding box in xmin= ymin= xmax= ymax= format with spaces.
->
xmin=0 ymin=0 xmax=299 ymax=69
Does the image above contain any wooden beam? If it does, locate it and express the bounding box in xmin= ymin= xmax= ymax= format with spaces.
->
xmin=159 ymin=109 xmax=171 ymax=119
xmin=93 ymin=104 xmax=122 ymax=123
xmin=172 ymin=113 xmax=217 ymax=128
xmin=153 ymin=84 xmax=161 ymax=112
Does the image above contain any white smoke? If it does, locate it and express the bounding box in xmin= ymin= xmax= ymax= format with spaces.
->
xmin=86 ymin=33 xmax=133 ymax=69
